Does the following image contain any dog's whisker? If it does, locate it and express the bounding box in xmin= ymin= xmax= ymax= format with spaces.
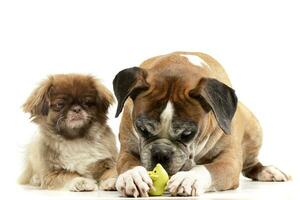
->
xmin=56 ymin=116 xmax=64 ymax=131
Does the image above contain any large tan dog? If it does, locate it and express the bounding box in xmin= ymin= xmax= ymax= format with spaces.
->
xmin=113 ymin=52 xmax=289 ymax=197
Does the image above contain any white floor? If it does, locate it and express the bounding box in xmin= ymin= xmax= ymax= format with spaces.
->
xmin=14 ymin=178 xmax=298 ymax=200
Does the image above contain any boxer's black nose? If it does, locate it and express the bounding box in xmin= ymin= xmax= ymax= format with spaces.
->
xmin=151 ymin=144 xmax=174 ymax=165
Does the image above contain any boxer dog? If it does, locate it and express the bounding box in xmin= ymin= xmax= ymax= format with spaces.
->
xmin=113 ymin=52 xmax=289 ymax=197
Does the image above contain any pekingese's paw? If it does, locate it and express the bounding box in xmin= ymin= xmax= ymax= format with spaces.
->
xmin=167 ymin=166 xmax=212 ymax=196
xmin=116 ymin=166 xmax=153 ymax=197
xmin=99 ymin=177 xmax=117 ymax=191
xmin=68 ymin=177 xmax=98 ymax=192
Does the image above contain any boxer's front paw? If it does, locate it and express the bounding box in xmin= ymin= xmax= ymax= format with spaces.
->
xmin=167 ymin=166 xmax=212 ymax=196
xmin=116 ymin=166 xmax=153 ymax=197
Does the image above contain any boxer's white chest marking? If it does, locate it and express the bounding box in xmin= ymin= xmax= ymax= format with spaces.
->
xmin=181 ymin=54 xmax=210 ymax=69
xmin=160 ymin=101 xmax=174 ymax=134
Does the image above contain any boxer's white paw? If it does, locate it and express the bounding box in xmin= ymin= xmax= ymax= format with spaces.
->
xmin=116 ymin=166 xmax=153 ymax=197
xmin=99 ymin=177 xmax=117 ymax=191
xmin=167 ymin=166 xmax=212 ymax=196
xmin=257 ymin=166 xmax=290 ymax=182
xmin=68 ymin=177 xmax=98 ymax=192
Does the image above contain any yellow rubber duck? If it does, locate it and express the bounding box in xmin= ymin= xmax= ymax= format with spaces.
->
xmin=148 ymin=163 xmax=169 ymax=196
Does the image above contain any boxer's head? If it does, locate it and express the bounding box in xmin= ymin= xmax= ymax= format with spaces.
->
xmin=113 ymin=62 xmax=237 ymax=175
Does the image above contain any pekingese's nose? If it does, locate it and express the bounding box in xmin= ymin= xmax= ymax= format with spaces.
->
xmin=151 ymin=144 xmax=174 ymax=165
xmin=71 ymin=105 xmax=82 ymax=113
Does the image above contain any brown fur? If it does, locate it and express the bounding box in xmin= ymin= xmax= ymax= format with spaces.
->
xmin=115 ymin=52 xmax=289 ymax=193
xmin=19 ymin=74 xmax=118 ymax=191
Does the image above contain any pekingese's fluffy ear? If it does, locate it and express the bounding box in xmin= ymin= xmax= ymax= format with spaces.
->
xmin=23 ymin=76 xmax=53 ymax=119
xmin=92 ymin=77 xmax=115 ymax=114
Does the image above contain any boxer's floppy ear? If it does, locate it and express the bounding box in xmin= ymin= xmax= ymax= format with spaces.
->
xmin=113 ymin=67 xmax=149 ymax=117
xmin=189 ymin=78 xmax=238 ymax=134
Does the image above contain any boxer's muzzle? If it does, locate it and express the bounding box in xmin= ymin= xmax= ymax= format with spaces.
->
xmin=140 ymin=138 xmax=193 ymax=175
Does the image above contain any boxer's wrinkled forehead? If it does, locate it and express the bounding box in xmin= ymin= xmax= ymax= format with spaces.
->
xmin=113 ymin=54 xmax=238 ymax=135
xmin=113 ymin=65 xmax=207 ymax=123
xmin=132 ymin=76 xmax=203 ymax=122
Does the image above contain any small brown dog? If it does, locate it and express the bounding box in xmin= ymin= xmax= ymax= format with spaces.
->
xmin=19 ymin=74 xmax=118 ymax=191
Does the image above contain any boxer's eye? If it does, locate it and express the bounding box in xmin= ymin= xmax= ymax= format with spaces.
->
xmin=135 ymin=117 xmax=158 ymax=138
xmin=180 ymin=130 xmax=196 ymax=143
xmin=137 ymin=126 xmax=152 ymax=138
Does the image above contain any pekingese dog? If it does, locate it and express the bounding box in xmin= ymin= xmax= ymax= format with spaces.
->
xmin=19 ymin=74 xmax=118 ymax=191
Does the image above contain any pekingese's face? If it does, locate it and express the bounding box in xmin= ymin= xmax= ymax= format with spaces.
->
xmin=24 ymin=74 xmax=114 ymax=139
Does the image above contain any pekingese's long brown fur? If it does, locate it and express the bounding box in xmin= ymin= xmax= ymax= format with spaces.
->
xmin=19 ymin=74 xmax=118 ymax=191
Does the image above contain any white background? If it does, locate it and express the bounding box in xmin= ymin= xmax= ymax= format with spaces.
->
xmin=0 ymin=0 xmax=299 ymax=199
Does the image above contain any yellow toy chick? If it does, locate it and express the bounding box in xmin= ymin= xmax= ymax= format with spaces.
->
xmin=148 ymin=163 xmax=169 ymax=196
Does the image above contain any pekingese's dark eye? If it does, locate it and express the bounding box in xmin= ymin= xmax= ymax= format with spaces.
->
xmin=52 ymin=101 xmax=65 ymax=111
xmin=82 ymin=98 xmax=96 ymax=107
